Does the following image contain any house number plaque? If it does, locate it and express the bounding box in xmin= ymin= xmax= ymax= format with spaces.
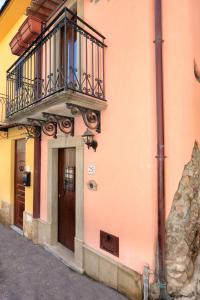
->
xmin=88 ymin=164 xmax=96 ymax=175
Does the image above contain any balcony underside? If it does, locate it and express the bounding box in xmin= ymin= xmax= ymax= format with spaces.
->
xmin=5 ymin=89 xmax=107 ymax=124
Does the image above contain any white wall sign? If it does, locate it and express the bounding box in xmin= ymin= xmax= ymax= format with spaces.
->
xmin=88 ymin=164 xmax=96 ymax=175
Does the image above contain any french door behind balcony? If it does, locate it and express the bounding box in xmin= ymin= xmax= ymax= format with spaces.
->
xmin=60 ymin=23 xmax=77 ymax=89
xmin=34 ymin=47 xmax=43 ymax=100
xmin=13 ymin=47 xmax=42 ymax=107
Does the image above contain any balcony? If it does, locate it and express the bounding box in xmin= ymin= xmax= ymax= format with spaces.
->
xmin=6 ymin=7 xmax=107 ymax=120
xmin=0 ymin=94 xmax=6 ymax=124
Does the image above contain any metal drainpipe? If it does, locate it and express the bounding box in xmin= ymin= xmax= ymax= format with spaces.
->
xmin=154 ymin=1 xmax=173 ymax=299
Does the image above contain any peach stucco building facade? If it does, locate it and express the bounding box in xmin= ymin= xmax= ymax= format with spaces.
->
xmin=1 ymin=0 xmax=200 ymax=299
xmin=41 ymin=0 xmax=157 ymax=274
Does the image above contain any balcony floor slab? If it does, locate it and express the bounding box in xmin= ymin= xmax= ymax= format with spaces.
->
xmin=6 ymin=90 xmax=107 ymax=124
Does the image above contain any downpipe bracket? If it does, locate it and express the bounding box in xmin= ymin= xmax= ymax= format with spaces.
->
xmin=158 ymin=282 xmax=173 ymax=300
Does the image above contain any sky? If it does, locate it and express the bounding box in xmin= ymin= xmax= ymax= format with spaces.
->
xmin=0 ymin=0 xmax=6 ymax=10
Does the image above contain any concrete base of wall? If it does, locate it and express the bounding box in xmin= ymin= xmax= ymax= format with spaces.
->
xmin=37 ymin=219 xmax=51 ymax=245
xmin=23 ymin=214 xmax=52 ymax=246
xmin=0 ymin=200 xmax=11 ymax=226
xmin=23 ymin=211 xmax=38 ymax=243
xmin=34 ymin=219 xmax=142 ymax=299
xmin=83 ymin=245 xmax=142 ymax=300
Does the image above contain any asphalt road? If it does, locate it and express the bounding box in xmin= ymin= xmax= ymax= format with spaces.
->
xmin=0 ymin=224 xmax=127 ymax=300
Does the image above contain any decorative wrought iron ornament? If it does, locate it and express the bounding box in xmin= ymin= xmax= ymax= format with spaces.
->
xmin=27 ymin=118 xmax=57 ymax=139
xmin=18 ymin=124 xmax=41 ymax=139
xmin=66 ymin=103 xmax=101 ymax=133
xmin=24 ymin=113 xmax=74 ymax=139
xmin=42 ymin=113 xmax=74 ymax=136
xmin=0 ymin=94 xmax=6 ymax=123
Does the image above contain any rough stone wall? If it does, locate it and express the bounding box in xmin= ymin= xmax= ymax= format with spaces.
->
xmin=166 ymin=142 xmax=200 ymax=299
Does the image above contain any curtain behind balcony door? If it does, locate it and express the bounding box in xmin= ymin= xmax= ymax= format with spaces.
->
xmin=60 ymin=23 xmax=77 ymax=89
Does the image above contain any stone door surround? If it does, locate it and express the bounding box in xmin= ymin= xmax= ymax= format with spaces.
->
xmin=47 ymin=135 xmax=84 ymax=271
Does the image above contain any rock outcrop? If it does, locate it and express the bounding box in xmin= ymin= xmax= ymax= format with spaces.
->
xmin=166 ymin=142 xmax=200 ymax=299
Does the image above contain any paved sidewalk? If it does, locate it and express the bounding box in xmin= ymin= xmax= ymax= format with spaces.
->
xmin=0 ymin=224 xmax=127 ymax=300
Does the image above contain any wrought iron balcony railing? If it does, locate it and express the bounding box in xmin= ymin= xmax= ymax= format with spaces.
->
xmin=0 ymin=93 xmax=6 ymax=123
xmin=6 ymin=7 xmax=106 ymax=118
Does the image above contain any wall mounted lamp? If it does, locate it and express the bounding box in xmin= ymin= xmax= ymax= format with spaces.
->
xmin=82 ymin=128 xmax=98 ymax=152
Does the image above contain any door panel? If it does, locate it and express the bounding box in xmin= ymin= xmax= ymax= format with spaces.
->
xmin=15 ymin=139 xmax=26 ymax=229
xmin=58 ymin=148 xmax=76 ymax=251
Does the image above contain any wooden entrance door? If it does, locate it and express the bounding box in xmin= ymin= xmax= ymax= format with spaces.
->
xmin=14 ymin=139 xmax=26 ymax=229
xmin=58 ymin=148 xmax=76 ymax=251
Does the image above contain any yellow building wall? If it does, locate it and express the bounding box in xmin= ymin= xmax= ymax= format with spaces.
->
xmin=0 ymin=0 xmax=31 ymax=94
xmin=0 ymin=127 xmax=26 ymax=205
xmin=0 ymin=138 xmax=13 ymax=203
xmin=0 ymin=0 xmax=31 ymax=123
xmin=0 ymin=15 xmax=27 ymax=93
xmin=0 ymin=0 xmax=31 ymax=42
xmin=0 ymin=0 xmax=35 ymax=218
xmin=0 ymin=127 xmax=35 ymax=216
